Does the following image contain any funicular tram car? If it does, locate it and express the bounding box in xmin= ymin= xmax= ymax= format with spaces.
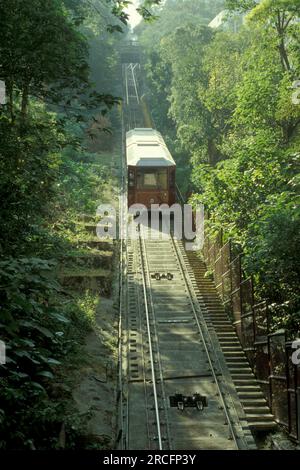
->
xmin=126 ymin=128 xmax=176 ymax=209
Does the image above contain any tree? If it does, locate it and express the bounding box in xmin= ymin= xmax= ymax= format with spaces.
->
xmin=0 ymin=1 xmax=89 ymax=123
xmin=198 ymin=30 xmax=248 ymax=159
xmin=225 ymin=0 xmax=257 ymax=11
xmin=137 ymin=0 xmax=224 ymax=49
xmin=160 ymin=26 xmax=216 ymax=161
xmin=227 ymin=0 xmax=300 ymax=73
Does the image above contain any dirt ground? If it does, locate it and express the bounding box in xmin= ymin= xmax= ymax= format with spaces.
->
xmin=72 ymin=297 xmax=119 ymax=448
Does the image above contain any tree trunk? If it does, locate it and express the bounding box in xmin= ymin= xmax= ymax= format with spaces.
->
xmin=207 ymin=138 xmax=219 ymax=166
xmin=278 ymin=37 xmax=291 ymax=72
xmin=276 ymin=12 xmax=291 ymax=72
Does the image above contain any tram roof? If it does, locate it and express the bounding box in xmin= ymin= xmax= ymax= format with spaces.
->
xmin=126 ymin=128 xmax=176 ymax=168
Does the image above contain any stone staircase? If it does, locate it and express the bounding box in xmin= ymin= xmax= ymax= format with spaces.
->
xmin=187 ymin=252 xmax=277 ymax=432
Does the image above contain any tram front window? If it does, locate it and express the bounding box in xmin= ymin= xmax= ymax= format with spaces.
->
xmin=137 ymin=169 xmax=168 ymax=190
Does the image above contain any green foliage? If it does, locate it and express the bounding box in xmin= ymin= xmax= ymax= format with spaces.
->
xmin=0 ymin=113 xmax=63 ymax=255
xmin=225 ymin=0 xmax=257 ymax=11
xmin=160 ymin=25 xmax=214 ymax=152
xmin=136 ymin=0 xmax=224 ymax=47
xmin=0 ymin=0 xmax=123 ymax=254
xmin=0 ymin=0 xmax=121 ymax=125
xmin=0 ymin=257 xmax=98 ymax=449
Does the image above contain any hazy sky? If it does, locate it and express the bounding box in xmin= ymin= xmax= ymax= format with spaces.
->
xmin=126 ymin=0 xmax=142 ymax=29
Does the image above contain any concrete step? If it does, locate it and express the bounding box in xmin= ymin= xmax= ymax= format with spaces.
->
xmin=197 ymin=288 xmax=218 ymax=292
xmin=217 ymin=332 xmax=237 ymax=337
xmin=196 ymin=281 xmax=217 ymax=285
xmin=231 ymin=373 xmax=255 ymax=380
xmin=199 ymin=294 xmax=221 ymax=299
xmin=201 ymin=299 xmax=221 ymax=302
xmin=246 ymin=414 xmax=275 ymax=423
xmin=244 ymin=406 xmax=272 ymax=415
xmin=233 ymin=379 xmax=257 ymax=386
xmin=199 ymin=287 xmax=219 ymax=290
xmin=241 ymin=398 xmax=269 ymax=407
xmin=214 ymin=326 xmax=234 ymax=332
xmin=248 ymin=421 xmax=277 ymax=430
xmin=223 ymin=350 xmax=245 ymax=356
xmin=219 ymin=336 xmax=240 ymax=346
xmin=219 ymin=338 xmax=241 ymax=344
xmin=224 ymin=356 xmax=247 ymax=363
xmin=205 ymin=307 xmax=225 ymax=311
xmin=230 ymin=367 xmax=253 ymax=374
xmin=222 ymin=346 xmax=244 ymax=352
xmin=209 ymin=315 xmax=227 ymax=319
xmin=214 ymin=327 xmax=235 ymax=332
xmin=227 ymin=362 xmax=252 ymax=369
xmin=209 ymin=314 xmax=227 ymax=318
xmin=199 ymin=290 xmax=220 ymax=294
xmin=210 ymin=313 xmax=229 ymax=317
xmin=236 ymin=385 xmax=262 ymax=393
xmin=237 ymin=390 xmax=265 ymax=398
xmin=207 ymin=311 xmax=226 ymax=315
xmin=202 ymin=304 xmax=223 ymax=309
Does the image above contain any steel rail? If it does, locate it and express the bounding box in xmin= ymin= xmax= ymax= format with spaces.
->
xmin=136 ymin=273 xmax=153 ymax=448
xmin=138 ymin=229 xmax=163 ymax=450
xmin=125 ymin=64 xmax=139 ymax=129
xmin=170 ymin=235 xmax=240 ymax=449
xmin=131 ymin=63 xmax=140 ymax=104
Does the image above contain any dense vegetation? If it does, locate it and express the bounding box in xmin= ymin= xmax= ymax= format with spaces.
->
xmin=0 ymin=0 xmax=160 ymax=449
xmin=137 ymin=0 xmax=300 ymax=334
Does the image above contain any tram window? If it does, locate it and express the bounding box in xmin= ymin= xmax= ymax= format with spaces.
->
xmin=128 ymin=170 xmax=135 ymax=188
xmin=144 ymin=173 xmax=157 ymax=187
xmin=157 ymin=170 xmax=168 ymax=190
xmin=137 ymin=169 xmax=168 ymax=190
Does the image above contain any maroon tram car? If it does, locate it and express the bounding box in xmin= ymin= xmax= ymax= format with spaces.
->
xmin=126 ymin=128 xmax=176 ymax=210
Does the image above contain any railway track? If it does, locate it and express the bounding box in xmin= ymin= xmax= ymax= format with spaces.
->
xmin=117 ymin=59 xmax=257 ymax=450
xmin=123 ymin=63 xmax=144 ymax=131
xmin=120 ymin=222 xmax=256 ymax=450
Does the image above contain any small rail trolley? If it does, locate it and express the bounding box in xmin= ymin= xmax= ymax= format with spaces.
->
xmin=126 ymin=128 xmax=176 ymax=209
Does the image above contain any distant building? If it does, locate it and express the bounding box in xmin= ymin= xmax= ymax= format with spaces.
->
xmin=208 ymin=10 xmax=244 ymax=33
xmin=208 ymin=10 xmax=227 ymax=29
